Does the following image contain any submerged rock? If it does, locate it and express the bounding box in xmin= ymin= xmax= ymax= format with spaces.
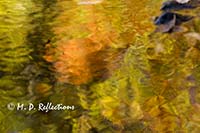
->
xmin=154 ymin=12 xmax=193 ymax=33
xmin=154 ymin=0 xmax=199 ymax=33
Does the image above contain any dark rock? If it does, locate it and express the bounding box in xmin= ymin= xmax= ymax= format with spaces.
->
xmin=154 ymin=12 xmax=193 ymax=33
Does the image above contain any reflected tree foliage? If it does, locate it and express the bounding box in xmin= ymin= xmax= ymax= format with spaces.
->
xmin=0 ymin=0 xmax=199 ymax=132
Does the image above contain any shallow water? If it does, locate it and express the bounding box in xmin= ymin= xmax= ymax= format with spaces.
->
xmin=0 ymin=0 xmax=200 ymax=132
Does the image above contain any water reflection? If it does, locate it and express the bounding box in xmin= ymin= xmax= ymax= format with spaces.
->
xmin=0 ymin=0 xmax=157 ymax=132
xmin=2 ymin=0 xmax=199 ymax=132
xmin=44 ymin=0 xmax=153 ymax=85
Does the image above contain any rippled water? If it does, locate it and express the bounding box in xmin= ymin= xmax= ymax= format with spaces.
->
xmin=1 ymin=0 xmax=200 ymax=132
xmin=0 ymin=0 xmax=163 ymax=132
xmin=0 ymin=0 xmax=157 ymax=87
